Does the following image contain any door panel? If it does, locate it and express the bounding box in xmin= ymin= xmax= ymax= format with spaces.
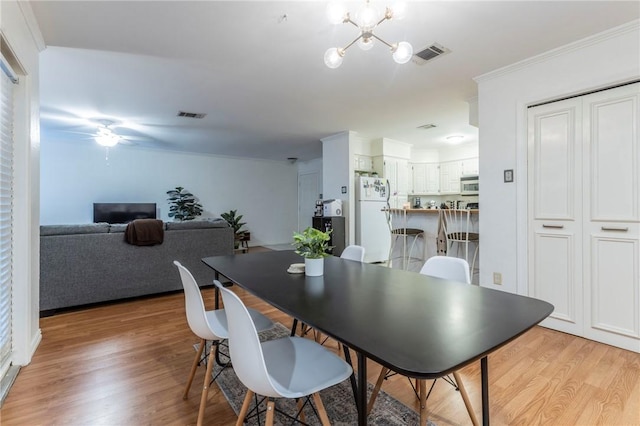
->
xmin=585 ymin=86 xmax=639 ymax=222
xmin=533 ymin=232 xmax=582 ymax=334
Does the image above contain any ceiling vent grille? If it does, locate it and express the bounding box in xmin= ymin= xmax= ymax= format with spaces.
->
xmin=417 ymin=123 xmax=437 ymax=130
xmin=177 ymin=111 xmax=207 ymax=119
xmin=413 ymin=43 xmax=450 ymax=65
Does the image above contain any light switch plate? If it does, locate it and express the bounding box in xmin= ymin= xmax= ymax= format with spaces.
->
xmin=341 ymin=186 xmax=347 ymax=194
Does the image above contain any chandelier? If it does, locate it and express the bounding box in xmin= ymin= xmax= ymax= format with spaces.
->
xmin=94 ymin=124 xmax=120 ymax=147
xmin=324 ymin=1 xmax=413 ymax=69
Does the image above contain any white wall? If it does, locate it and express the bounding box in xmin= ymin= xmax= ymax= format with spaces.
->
xmin=475 ymin=21 xmax=640 ymax=294
xmin=321 ymin=132 xmax=351 ymax=242
xmin=1 ymin=0 xmax=45 ymax=366
xmin=40 ymin=140 xmax=299 ymax=246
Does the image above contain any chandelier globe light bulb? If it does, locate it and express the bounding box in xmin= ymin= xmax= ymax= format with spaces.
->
xmin=355 ymin=2 xmax=380 ymax=29
xmin=387 ymin=2 xmax=407 ymax=20
xmin=392 ymin=41 xmax=413 ymax=64
xmin=358 ymin=34 xmax=375 ymax=51
xmin=326 ymin=2 xmax=347 ymax=24
xmin=324 ymin=47 xmax=344 ymax=69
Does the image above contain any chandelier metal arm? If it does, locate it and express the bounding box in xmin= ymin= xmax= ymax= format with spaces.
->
xmin=371 ymin=33 xmax=394 ymax=50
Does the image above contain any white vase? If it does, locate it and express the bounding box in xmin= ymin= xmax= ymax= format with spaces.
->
xmin=305 ymin=257 xmax=324 ymax=276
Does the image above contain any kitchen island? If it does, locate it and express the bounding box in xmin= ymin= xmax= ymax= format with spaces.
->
xmin=388 ymin=208 xmax=479 ymax=279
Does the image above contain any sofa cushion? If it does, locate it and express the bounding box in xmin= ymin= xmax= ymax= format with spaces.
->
xmin=40 ymin=223 xmax=110 ymax=236
xmin=109 ymin=223 xmax=128 ymax=233
xmin=166 ymin=219 xmax=228 ymax=230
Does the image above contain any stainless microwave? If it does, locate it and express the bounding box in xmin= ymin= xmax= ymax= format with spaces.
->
xmin=460 ymin=175 xmax=479 ymax=195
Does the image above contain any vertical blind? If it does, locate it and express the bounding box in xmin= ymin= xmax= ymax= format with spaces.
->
xmin=0 ymin=54 xmax=16 ymax=380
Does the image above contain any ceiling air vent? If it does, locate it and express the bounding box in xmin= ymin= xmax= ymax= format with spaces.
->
xmin=413 ymin=43 xmax=450 ymax=65
xmin=177 ymin=111 xmax=207 ymax=119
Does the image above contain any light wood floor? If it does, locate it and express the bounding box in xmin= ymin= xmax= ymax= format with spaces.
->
xmin=2 ymin=260 xmax=639 ymax=425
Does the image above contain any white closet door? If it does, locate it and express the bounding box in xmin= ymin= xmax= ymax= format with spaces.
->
xmin=582 ymin=83 xmax=640 ymax=352
xmin=528 ymin=98 xmax=583 ymax=336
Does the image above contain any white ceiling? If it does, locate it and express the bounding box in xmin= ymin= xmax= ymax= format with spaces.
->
xmin=31 ymin=1 xmax=639 ymax=161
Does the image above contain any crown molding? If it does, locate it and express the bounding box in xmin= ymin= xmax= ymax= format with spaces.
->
xmin=474 ymin=20 xmax=639 ymax=84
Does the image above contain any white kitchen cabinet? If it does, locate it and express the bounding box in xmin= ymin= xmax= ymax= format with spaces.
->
xmin=439 ymin=160 xmax=461 ymax=194
xmin=354 ymin=154 xmax=373 ymax=172
xmin=528 ymin=82 xmax=640 ymax=353
xmin=374 ymin=156 xmax=409 ymax=198
xmin=411 ymin=163 xmax=440 ymax=195
xmin=460 ymin=157 xmax=479 ymax=176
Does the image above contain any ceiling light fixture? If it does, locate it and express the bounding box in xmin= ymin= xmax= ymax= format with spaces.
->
xmin=446 ymin=135 xmax=465 ymax=143
xmin=94 ymin=125 xmax=120 ymax=147
xmin=324 ymin=1 xmax=413 ymax=69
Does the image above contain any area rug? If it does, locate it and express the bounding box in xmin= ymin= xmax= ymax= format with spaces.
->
xmin=202 ymin=323 xmax=429 ymax=426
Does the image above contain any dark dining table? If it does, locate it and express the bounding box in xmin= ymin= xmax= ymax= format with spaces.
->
xmin=202 ymin=250 xmax=553 ymax=426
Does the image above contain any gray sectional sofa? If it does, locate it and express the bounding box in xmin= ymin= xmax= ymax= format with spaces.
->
xmin=40 ymin=219 xmax=234 ymax=314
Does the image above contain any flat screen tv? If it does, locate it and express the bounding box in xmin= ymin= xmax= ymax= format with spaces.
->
xmin=93 ymin=203 xmax=157 ymax=224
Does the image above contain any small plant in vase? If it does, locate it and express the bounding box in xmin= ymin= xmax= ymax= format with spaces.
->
xmin=221 ymin=209 xmax=247 ymax=249
xmin=166 ymin=186 xmax=203 ymax=221
xmin=292 ymin=227 xmax=332 ymax=276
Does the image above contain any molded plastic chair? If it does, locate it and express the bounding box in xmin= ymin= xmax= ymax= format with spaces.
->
xmin=173 ymin=261 xmax=274 ymax=426
xmin=340 ymin=244 xmax=366 ymax=262
xmin=215 ymin=281 xmax=353 ymax=426
xmin=367 ymin=256 xmax=479 ymax=426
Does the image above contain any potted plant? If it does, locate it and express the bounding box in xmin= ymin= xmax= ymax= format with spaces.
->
xmin=292 ymin=227 xmax=332 ymax=276
xmin=166 ymin=186 xmax=203 ymax=221
xmin=221 ymin=209 xmax=248 ymax=249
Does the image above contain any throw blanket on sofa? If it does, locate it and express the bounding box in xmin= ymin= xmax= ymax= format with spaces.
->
xmin=125 ymin=219 xmax=164 ymax=246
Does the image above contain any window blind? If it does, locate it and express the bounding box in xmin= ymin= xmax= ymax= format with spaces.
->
xmin=0 ymin=53 xmax=16 ymax=380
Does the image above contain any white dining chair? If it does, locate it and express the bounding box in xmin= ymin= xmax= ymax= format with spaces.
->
xmin=215 ymin=281 xmax=353 ymax=426
xmin=173 ymin=261 xmax=274 ymax=426
xmin=367 ymin=256 xmax=479 ymax=426
xmin=340 ymin=244 xmax=366 ymax=262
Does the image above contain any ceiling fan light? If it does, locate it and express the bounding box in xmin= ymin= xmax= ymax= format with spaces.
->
xmin=326 ymin=2 xmax=347 ymax=24
xmin=324 ymin=47 xmax=344 ymax=69
xmin=392 ymin=41 xmax=413 ymax=64
xmin=95 ymin=133 xmax=119 ymax=147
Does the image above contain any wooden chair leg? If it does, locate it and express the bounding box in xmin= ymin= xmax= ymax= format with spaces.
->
xmin=452 ymin=371 xmax=479 ymax=426
xmin=312 ymin=392 xmax=331 ymax=426
xmin=367 ymin=367 xmax=390 ymax=415
xmin=196 ymin=348 xmax=216 ymax=426
xmin=265 ymin=399 xmax=276 ymax=426
xmin=184 ymin=338 xmax=206 ymax=399
xmin=296 ymin=398 xmax=306 ymax=423
xmin=235 ymin=390 xmax=254 ymax=426
xmin=418 ymin=379 xmax=428 ymax=426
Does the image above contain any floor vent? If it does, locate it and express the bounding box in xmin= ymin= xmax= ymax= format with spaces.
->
xmin=177 ymin=111 xmax=207 ymax=119
xmin=413 ymin=43 xmax=450 ymax=65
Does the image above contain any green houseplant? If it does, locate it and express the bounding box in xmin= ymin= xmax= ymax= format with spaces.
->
xmin=292 ymin=227 xmax=332 ymax=276
xmin=166 ymin=186 xmax=203 ymax=221
xmin=221 ymin=209 xmax=247 ymax=248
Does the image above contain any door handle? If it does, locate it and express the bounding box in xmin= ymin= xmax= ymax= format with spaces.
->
xmin=601 ymin=226 xmax=629 ymax=232
xmin=542 ymin=224 xmax=564 ymax=229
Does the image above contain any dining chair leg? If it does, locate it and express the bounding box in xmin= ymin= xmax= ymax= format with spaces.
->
xmin=312 ymin=392 xmax=331 ymax=426
xmin=367 ymin=367 xmax=390 ymax=415
xmin=265 ymin=399 xmax=275 ymax=426
xmin=184 ymin=338 xmax=206 ymax=399
xmin=235 ymin=390 xmax=255 ymax=426
xmin=296 ymin=398 xmax=306 ymax=423
xmin=196 ymin=347 xmax=216 ymax=426
xmin=418 ymin=379 xmax=428 ymax=426
xmin=452 ymin=371 xmax=479 ymax=426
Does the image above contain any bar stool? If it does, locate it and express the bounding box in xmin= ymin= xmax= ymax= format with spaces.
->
xmin=388 ymin=208 xmax=425 ymax=271
xmin=440 ymin=208 xmax=479 ymax=280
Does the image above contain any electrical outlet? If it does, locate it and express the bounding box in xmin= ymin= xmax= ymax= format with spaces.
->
xmin=493 ymin=272 xmax=502 ymax=285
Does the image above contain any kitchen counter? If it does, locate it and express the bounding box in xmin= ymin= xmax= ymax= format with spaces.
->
xmin=389 ymin=208 xmax=479 ymax=214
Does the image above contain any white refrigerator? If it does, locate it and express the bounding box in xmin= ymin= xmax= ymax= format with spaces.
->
xmin=356 ymin=176 xmax=392 ymax=263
